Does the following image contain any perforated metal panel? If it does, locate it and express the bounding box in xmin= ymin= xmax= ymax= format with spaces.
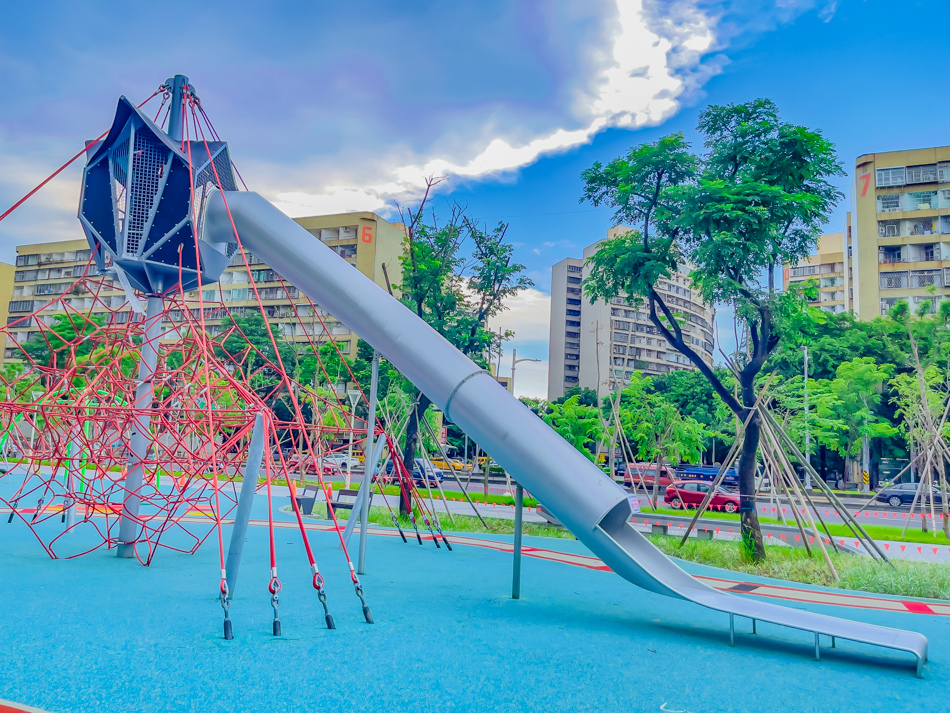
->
xmin=125 ymin=129 xmax=166 ymax=257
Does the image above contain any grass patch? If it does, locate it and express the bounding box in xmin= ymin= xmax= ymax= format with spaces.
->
xmin=650 ymin=535 xmax=950 ymax=600
xmin=638 ymin=504 xmax=950 ymax=545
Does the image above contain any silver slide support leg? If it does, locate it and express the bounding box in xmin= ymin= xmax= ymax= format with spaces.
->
xmin=225 ymin=412 xmax=266 ymax=597
xmin=359 ymin=351 xmax=380 ymax=574
xmin=117 ymin=295 xmax=163 ymax=558
xmin=512 ymin=483 xmax=523 ymax=599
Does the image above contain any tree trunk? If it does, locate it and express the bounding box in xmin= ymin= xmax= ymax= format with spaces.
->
xmin=401 ymin=392 xmax=431 ymax=515
xmin=735 ymin=364 xmax=766 ymax=562
xmin=736 ymin=415 xmax=766 ymax=561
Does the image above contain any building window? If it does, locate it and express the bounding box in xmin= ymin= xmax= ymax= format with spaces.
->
xmin=565 ymin=364 xmax=579 ymax=372
xmin=565 ymin=309 xmax=581 ymax=317
xmin=612 ymin=332 xmax=628 ymax=343
xmin=565 ymin=341 xmax=580 ymax=350
xmin=8 ymin=300 xmax=32 ymax=312
xmin=880 ymin=271 xmax=908 ymax=290
xmin=876 ymin=167 xmax=905 ymax=187
xmin=906 ymin=164 xmax=938 ymax=185
xmin=907 ymin=191 xmax=937 ymax=210
xmin=878 ymin=221 xmax=900 ymax=238
xmin=789 ymin=265 xmax=818 ymax=278
xmin=15 ymin=254 xmax=39 ymax=267
xmin=566 ymin=288 xmax=581 ymax=296
xmin=877 ymin=194 xmax=901 ymax=213
xmin=909 ymin=269 xmax=941 ymax=288
xmin=565 ymin=353 xmax=579 ymax=361
xmin=612 ymin=344 xmax=627 ymax=355
xmin=565 ymin=376 xmax=579 ymax=384
xmin=879 ymin=247 xmax=903 ymax=264
xmin=567 ymin=265 xmax=582 ymax=273
xmin=613 ymin=357 xmax=625 ymax=366
xmin=613 ymin=320 xmax=630 ymax=330
xmin=566 ymin=298 xmax=581 ymax=305
xmin=565 ymin=331 xmax=580 ymax=338
xmin=567 ymin=276 xmax=581 ymax=284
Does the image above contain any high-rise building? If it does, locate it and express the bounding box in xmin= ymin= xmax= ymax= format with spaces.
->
xmin=4 ymin=212 xmax=405 ymax=374
xmin=783 ymin=231 xmax=853 ymax=314
xmin=786 ymin=146 xmax=950 ymax=319
xmin=851 ymin=147 xmax=950 ymax=318
xmin=547 ymin=227 xmax=716 ymax=402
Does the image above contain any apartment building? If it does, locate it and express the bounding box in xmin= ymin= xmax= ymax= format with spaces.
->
xmin=783 ymin=231 xmax=852 ymax=314
xmin=851 ymin=147 xmax=950 ymax=317
xmin=4 ymin=212 xmax=404 ymax=371
xmin=547 ymin=227 xmax=716 ymax=402
xmin=787 ymin=147 xmax=950 ymax=319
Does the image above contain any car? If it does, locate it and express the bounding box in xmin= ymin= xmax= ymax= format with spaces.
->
xmin=285 ymin=456 xmax=341 ymax=477
xmin=875 ymin=482 xmax=944 ymax=508
xmin=384 ymin=457 xmax=444 ymax=487
xmin=665 ymin=480 xmax=740 ymax=513
xmin=322 ymin=453 xmax=357 ymax=471
xmin=624 ymin=463 xmax=677 ymax=489
xmin=430 ymin=457 xmax=468 ymax=471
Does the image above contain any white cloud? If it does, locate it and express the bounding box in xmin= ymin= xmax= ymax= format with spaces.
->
xmin=491 ymin=287 xmax=551 ymax=343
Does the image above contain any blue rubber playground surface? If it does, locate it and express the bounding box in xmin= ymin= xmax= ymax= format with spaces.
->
xmin=0 ymin=492 xmax=944 ymax=713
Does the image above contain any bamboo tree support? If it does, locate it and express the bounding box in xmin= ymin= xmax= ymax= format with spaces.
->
xmin=758 ymin=417 xmax=841 ymax=555
xmin=762 ymin=408 xmax=891 ymax=564
xmin=421 ymin=415 xmax=487 ymax=529
xmin=677 ymin=373 xmax=777 ymax=546
xmin=758 ymin=434 xmax=813 ymax=556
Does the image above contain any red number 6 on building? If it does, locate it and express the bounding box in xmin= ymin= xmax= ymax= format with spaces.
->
xmin=361 ymin=226 xmax=374 ymax=243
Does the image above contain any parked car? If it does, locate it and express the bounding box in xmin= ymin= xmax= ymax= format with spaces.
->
xmin=430 ymin=457 xmax=468 ymax=471
xmin=624 ymin=463 xmax=676 ymax=489
xmin=322 ymin=453 xmax=356 ymax=471
xmin=875 ymin=482 xmax=944 ymax=508
xmin=665 ymin=481 xmax=740 ymax=513
xmin=285 ymin=456 xmax=341 ymax=477
xmin=384 ymin=458 xmax=444 ymax=487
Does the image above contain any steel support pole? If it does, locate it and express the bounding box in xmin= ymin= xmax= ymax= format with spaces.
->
xmin=512 ymin=482 xmax=523 ymax=599
xmin=358 ymin=351 xmax=380 ymax=574
xmin=117 ymin=295 xmax=163 ymax=558
xmin=65 ymin=429 xmax=81 ymax=531
xmin=225 ymin=412 xmax=266 ymax=597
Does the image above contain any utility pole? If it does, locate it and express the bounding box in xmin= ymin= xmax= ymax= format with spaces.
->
xmin=510 ymin=348 xmax=540 ymax=398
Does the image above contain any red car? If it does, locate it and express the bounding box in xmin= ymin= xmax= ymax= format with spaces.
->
xmin=665 ymin=480 xmax=739 ymax=513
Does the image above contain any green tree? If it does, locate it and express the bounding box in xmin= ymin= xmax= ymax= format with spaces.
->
xmin=581 ymin=99 xmax=844 ymax=561
xmin=22 ymin=313 xmax=104 ymax=367
xmin=394 ymin=180 xmax=532 ymax=511
xmin=552 ymin=386 xmax=598 ymax=408
xmin=542 ymin=395 xmax=604 ymax=460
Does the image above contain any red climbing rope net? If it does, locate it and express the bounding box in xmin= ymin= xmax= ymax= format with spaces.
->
xmin=0 ymin=85 xmax=448 ymax=630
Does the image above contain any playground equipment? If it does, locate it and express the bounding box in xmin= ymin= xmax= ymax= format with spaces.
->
xmin=0 ymin=77 xmax=930 ymax=675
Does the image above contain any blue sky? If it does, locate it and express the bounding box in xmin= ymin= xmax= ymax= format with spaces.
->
xmin=1 ymin=0 xmax=948 ymax=397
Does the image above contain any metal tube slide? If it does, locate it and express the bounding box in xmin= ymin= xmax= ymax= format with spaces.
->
xmin=206 ymin=191 xmax=927 ymax=675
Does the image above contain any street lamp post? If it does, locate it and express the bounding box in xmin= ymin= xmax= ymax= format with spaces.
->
xmin=346 ymin=388 xmax=360 ymax=489
xmin=510 ymin=349 xmax=540 ymax=398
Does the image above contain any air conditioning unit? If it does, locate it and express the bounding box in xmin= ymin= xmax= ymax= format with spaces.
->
xmin=879 ymin=224 xmax=899 ymax=237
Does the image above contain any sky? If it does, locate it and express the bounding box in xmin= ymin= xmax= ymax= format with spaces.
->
xmin=2 ymin=0 xmax=949 ymax=398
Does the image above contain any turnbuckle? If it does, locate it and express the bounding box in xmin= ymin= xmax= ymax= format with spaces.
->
xmin=269 ymin=576 xmax=282 ymax=636
xmin=354 ymin=582 xmax=374 ymax=624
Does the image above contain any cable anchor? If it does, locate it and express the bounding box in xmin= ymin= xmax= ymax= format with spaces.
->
xmin=354 ymin=582 xmax=374 ymax=624
xmin=220 ymin=579 xmax=233 ymax=640
xmin=313 ymin=572 xmax=335 ymax=630
xmin=269 ymin=576 xmax=282 ymax=636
